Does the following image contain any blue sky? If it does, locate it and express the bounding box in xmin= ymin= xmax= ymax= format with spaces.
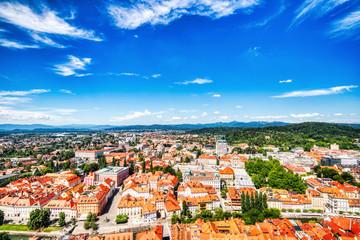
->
xmin=0 ymin=0 xmax=359 ymax=125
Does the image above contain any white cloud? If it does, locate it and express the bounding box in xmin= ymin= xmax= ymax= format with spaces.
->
xmin=334 ymin=113 xmax=343 ymax=116
xmin=156 ymin=115 xmax=163 ymax=118
xmin=169 ymin=108 xmax=175 ymax=111
xmin=190 ymin=115 xmax=198 ymax=119
xmin=291 ymin=0 xmax=350 ymax=27
xmin=0 ymin=2 xmax=102 ymax=41
xmin=290 ymin=113 xmax=320 ymax=118
xmin=0 ymin=39 xmax=39 ymax=49
xmin=331 ymin=9 xmax=360 ymax=38
xmin=172 ymin=116 xmax=181 ymax=120
xmin=0 ymin=89 xmax=49 ymax=105
xmin=108 ymin=0 xmax=261 ymax=30
xmin=54 ymin=109 xmax=78 ymax=115
xmin=235 ymin=105 xmax=243 ymax=108
xmin=0 ymin=89 xmax=49 ymax=96
xmin=219 ymin=116 xmax=228 ymax=120
xmin=59 ymin=89 xmax=73 ymax=94
xmin=213 ymin=111 xmax=220 ymax=114
xmin=152 ymin=74 xmax=161 ymax=78
xmin=54 ymin=55 xmax=92 ymax=77
xmin=279 ymin=79 xmax=292 ymax=83
xmin=30 ymin=33 xmax=65 ymax=48
xmin=248 ymin=46 xmax=260 ymax=56
xmin=250 ymin=115 xmax=288 ymax=119
xmin=212 ymin=94 xmax=221 ymax=97
xmin=272 ymin=85 xmax=357 ymax=98
xmin=201 ymin=112 xmax=208 ymax=117
xmin=0 ymin=106 xmax=51 ymax=121
xmin=175 ymin=78 xmax=213 ymax=85
xmin=110 ymin=109 xmax=152 ymax=122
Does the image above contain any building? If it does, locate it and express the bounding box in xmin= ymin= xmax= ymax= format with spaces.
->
xmin=216 ymin=136 xmax=228 ymax=156
xmin=94 ymin=166 xmax=129 ymax=187
xmin=142 ymin=203 xmax=157 ymax=222
xmin=184 ymin=169 xmax=221 ymax=191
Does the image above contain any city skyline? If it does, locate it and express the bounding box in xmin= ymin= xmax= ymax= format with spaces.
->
xmin=0 ymin=0 xmax=359 ymax=125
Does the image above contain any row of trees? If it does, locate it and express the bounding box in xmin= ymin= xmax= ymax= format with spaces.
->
xmin=245 ymin=158 xmax=308 ymax=194
xmin=171 ymin=207 xmax=280 ymax=226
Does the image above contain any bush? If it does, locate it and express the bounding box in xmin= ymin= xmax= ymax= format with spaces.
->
xmin=339 ymin=211 xmax=345 ymax=214
xmin=281 ymin=209 xmax=286 ymax=212
xmin=303 ymin=209 xmax=309 ymax=213
xmin=288 ymin=209 xmax=294 ymax=212
xmin=115 ymin=214 xmax=128 ymax=224
xmin=295 ymin=209 xmax=301 ymax=212
xmin=355 ymin=212 xmax=360 ymax=215
xmin=316 ymin=209 xmax=323 ymax=213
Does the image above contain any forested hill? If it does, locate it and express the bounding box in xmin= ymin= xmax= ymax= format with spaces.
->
xmin=188 ymin=122 xmax=360 ymax=150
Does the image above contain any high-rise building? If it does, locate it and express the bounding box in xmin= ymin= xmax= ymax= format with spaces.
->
xmin=216 ymin=135 xmax=228 ymax=156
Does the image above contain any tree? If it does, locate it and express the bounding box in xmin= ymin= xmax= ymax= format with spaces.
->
xmin=112 ymin=157 xmax=117 ymax=167
xmin=182 ymin=200 xmax=187 ymax=217
xmin=58 ymin=212 xmax=66 ymax=227
xmin=86 ymin=213 xmax=92 ymax=222
xmin=0 ymin=210 xmax=4 ymax=225
xmin=34 ymin=168 xmax=41 ymax=176
xmin=142 ymin=161 xmax=146 ymax=173
xmin=171 ymin=214 xmax=179 ymax=224
xmin=98 ymin=155 xmax=107 ymax=169
xmin=0 ymin=232 xmax=10 ymax=240
xmin=27 ymin=209 xmax=50 ymax=230
xmin=84 ymin=221 xmax=90 ymax=230
xmin=91 ymin=221 xmax=98 ymax=230
xmin=129 ymin=161 xmax=134 ymax=175
xmin=91 ymin=213 xmax=97 ymax=222
xmin=176 ymin=168 xmax=183 ymax=182
xmin=123 ymin=159 xmax=127 ymax=167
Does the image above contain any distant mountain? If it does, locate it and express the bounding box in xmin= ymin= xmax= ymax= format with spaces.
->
xmin=0 ymin=121 xmax=359 ymax=132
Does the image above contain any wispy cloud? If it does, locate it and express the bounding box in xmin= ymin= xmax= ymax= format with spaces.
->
xmin=290 ymin=113 xmax=319 ymax=118
xmin=190 ymin=115 xmax=198 ymax=119
xmin=248 ymin=46 xmax=260 ymax=57
xmin=331 ymin=9 xmax=360 ymax=38
xmin=110 ymin=109 xmax=153 ymax=122
xmin=212 ymin=93 xmax=221 ymax=97
xmin=213 ymin=111 xmax=220 ymax=114
xmin=30 ymin=33 xmax=65 ymax=48
xmin=334 ymin=113 xmax=343 ymax=116
xmin=219 ymin=116 xmax=228 ymax=120
xmin=54 ymin=55 xmax=92 ymax=77
xmin=201 ymin=112 xmax=208 ymax=117
xmin=172 ymin=116 xmax=181 ymax=120
xmin=152 ymin=74 xmax=161 ymax=78
xmin=272 ymin=85 xmax=357 ymax=98
xmin=235 ymin=105 xmax=243 ymax=109
xmin=291 ymin=0 xmax=350 ymax=27
xmin=0 ymin=106 xmax=51 ymax=121
xmin=175 ymin=78 xmax=213 ymax=85
xmin=54 ymin=108 xmax=78 ymax=115
xmin=59 ymin=89 xmax=74 ymax=94
xmin=0 ymin=89 xmax=50 ymax=105
xmin=0 ymin=39 xmax=39 ymax=49
xmin=0 ymin=2 xmax=102 ymax=43
xmin=107 ymin=0 xmax=261 ymax=30
xmin=0 ymin=89 xmax=49 ymax=96
xmin=279 ymin=79 xmax=292 ymax=83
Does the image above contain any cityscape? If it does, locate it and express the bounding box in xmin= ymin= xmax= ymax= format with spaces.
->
xmin=1 ymin=0 xmax=360 ymax=240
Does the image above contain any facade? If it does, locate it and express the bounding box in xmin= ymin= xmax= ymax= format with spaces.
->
xmin=142 ymin=203 xmax=157 ymax=222
xmin=184 ymin=169 xmax=221 ymax=192
xmin=94 ymin=166 xmax=129 ymax=187
xmin=216 ymin=136 xmax=228 ymax=156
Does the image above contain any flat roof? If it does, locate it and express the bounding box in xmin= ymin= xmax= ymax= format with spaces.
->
xmin=96 ymin=166 xmax=128 ymax=175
